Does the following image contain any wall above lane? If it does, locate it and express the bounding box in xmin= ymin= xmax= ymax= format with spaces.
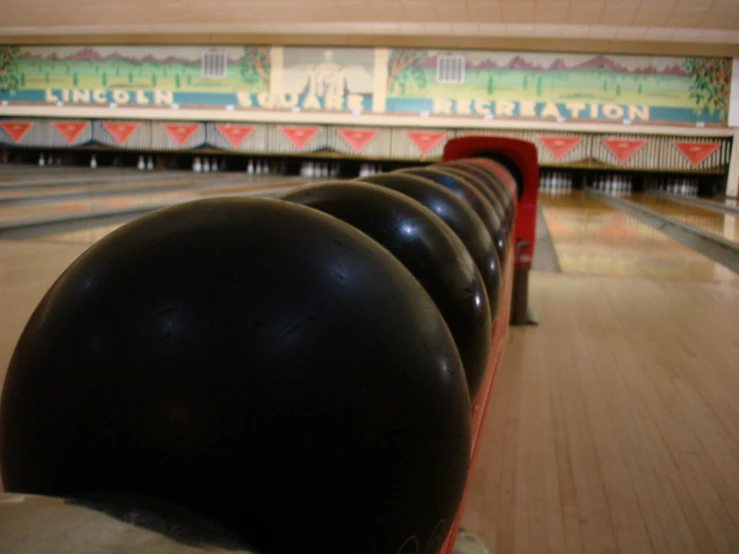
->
xmin=0 ymin=45 xmax=733 ymax=129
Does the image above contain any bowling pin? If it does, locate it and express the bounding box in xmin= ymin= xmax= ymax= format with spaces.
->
xmin=38 ymin=153 xmax=45 ymax=167
xmin=305 ymin=161 xmax=313 ymax=177
xmin=247 ymin=159 xmax=254 ymax=174
xmin=137 ymin=155 xmax=146 ymax=170
xmin=90 ymin=154 xmax=97 ymax=169
xmin=203 ymin=158 xmax=211 ymax=173
xmin=193 ymin=157 xmax=202 ymax=173
xmin=147 ymin=156 xmax=154 ymax=171
xmin=211 ymin=158 xmax=219 ymax=172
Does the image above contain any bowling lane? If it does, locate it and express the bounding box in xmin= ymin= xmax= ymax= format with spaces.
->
xmin=0 ymin=178 xmax=302 ymax=224
xmin=695 ymin=196 xmax=739 ymax=211
xmin=35 ymin=224 xmax=126 ymax=245
xmin=627 ymin=193 xmax=739 ymax=243
xmin=539 ymin=190 xmax=739 ymax=285
xmin=0 ymin=173 xmax=276 ymax=201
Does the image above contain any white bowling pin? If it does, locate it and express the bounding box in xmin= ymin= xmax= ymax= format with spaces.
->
xmin=247 ymin=159 xmax=254 ymax=174
xmin=90 ymin=154 xmax=97 ymax=169
xmin=137 ymin=155 xmax=145 ymax=170
xmin=147 ymin=156 xmax=154 ymax=171
xmin=305 ymin=161 xmax=313 ymax=177
xmin=211 ymin=158 xmax=219 ymax=172
xmin=203 ymin=158 xmax=211 ymax=173
xmin=193 ymin=157 xmax=202 ymax=173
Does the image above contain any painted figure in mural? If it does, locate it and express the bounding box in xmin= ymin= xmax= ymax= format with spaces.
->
xmin=305 ymin=50 xmax=349 ymax=98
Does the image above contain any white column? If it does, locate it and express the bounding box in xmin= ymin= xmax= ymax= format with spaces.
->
xmin=270 ymin=46 xmax=284 ymax=98
xmin=373 ymin=48 xmax=389 ymax=113
xmin=726 ymin=129 xmax=739 ymax=197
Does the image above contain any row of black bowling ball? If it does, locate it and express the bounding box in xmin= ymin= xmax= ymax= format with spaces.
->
xmin=0 ymin=160 xmax=515 ymax=554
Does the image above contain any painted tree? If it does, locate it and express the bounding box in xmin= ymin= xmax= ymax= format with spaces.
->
xmin=0 ymin=46 xmax=21 ymax=92
xmin=387 ymin=49 xmax=429 ymax=95
xmin=536 ymin=76 xmax=543 ymax=98
xmin=175 ymin=74 xmax=181 ymax=88
xmin=487 ymin=76 xmax=494 ymax=95
xmin=684 ymin=57 xmax=731 ymax=119
xmin=73 ymin=72 xmax=78 ymax=87
xmin=102 ymin=73 xmax=107 ymax=86
xmin=240 ymin=47 xmax=271 ymax=89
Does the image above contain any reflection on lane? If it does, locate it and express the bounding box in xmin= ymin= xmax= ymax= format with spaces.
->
xmin=539 ymin=191 xmax=739 ymax=286
xmin=627 ymin=193 xmax=738 ymax=243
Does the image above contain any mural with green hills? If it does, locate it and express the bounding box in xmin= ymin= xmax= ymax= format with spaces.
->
xmin=385 ymin=49 xmax=731 ymax=124
xmin=0 ymin=44 xmax=732 ymax=125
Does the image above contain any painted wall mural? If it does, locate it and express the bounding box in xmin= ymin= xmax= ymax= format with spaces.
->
xmin=0 ymin=45 xmax=732 ymax=127
xmin=280 ymin=47 xmax=374 ymax=112
xmin=385 ymin=49 xmax=732 ymax=125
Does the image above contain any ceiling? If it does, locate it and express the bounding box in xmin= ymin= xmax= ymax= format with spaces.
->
xmin=2 ymin=0 xmax=739 ymax=53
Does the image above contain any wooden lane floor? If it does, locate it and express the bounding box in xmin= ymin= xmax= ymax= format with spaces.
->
xmin=0 ymin=173 xmax=245 ymax=200
xmin=626 ymin=193 xmax=739 ymax=243
xmin=0 ymin=170 xmax=234 ymax=192
xmin=538 ymin=191 xmax=739 ymax=285
xmin=461 ymin=271 xmax=739 ymax=553
xmin=0 ymin=178 xmax=308 ymax=226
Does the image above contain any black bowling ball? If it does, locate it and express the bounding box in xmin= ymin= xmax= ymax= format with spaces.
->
xmin=396 ymin=167 xmax=508 ymax=264
xmin=433 ymin=166 xmax=507 ymax=226
xmin=357 ymin=172 xmax=501 ymax=318
xmin=430 ymin=165 xmax=510 ymax=251
xmin=444 ymin=161 xmax=515 ymax=225
xmin=0 ymin=197 xmax=471 ymax=554
xmin=279 ymin=181 xmax=491 ymax=400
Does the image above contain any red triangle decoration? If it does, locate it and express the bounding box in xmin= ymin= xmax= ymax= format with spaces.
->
xmin=279 ymin=126 xmax=320 ymax=150
xmin=405 ymin=131 xmax=446 ymax=155
xmin=0 ymin=121 xmax=33 ymax=143
xmin=674 ymin=141 xmax=720 ymax=166
xmin=102 ymin=122 xmax=140 ymax=145
xmin=601 ymin=138 xmax=647 ymax=163
xmin=337 ymin=128 xmax=378 ymax=153
xmin=537 ymin=136 xmax=581 ymax=161
xmin=53 ymin=121 xmax=87 ymax=144
xmin=215 ymin=124 xmax=256 ymax=148
xmin=162 ymin=123 xmax=200 ymax=146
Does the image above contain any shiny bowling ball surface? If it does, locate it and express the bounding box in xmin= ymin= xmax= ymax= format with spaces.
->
xmin=434 ymin=164 xmax=513 ymax=231
xmin=444 ymin=161 xmax=515 ymax=226
xmin=396 ymin=167 xmax=508 ymax=265
xmin=0 ymin=197 xmax=471 ymax=554
xmin=280 ymin=181 xmax=492 ymax=400
xmin=357 ymin=172 xmax=502 ymax=319
xmin=429 ymin=165 xmax=510 ymax=254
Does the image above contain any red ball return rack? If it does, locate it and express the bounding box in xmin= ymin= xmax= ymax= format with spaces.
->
xmin=439 ymin=136 xmax=539 ymax=554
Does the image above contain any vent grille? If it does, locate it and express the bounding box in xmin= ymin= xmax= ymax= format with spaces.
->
xmin=436 ymin=55 xmax=466 ymax=84
xmin=201 ymin=50 xmax=228 ymax=79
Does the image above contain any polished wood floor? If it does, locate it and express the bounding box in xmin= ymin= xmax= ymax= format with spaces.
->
xmin=1 ymin=169 xmax=739 ymax=553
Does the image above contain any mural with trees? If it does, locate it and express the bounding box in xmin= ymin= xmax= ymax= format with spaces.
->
xmin=385 ymin=49 xmax=732 ymax=125
xmin=0 ymin=46 xmax=20 ymax=93
xmin=684 ymin=57 xmax=731 ymax=120
xmin=241 ymin=46 xmax=271 ymax=89
xmin=387 ymin=49 xmax=429 ymax=96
